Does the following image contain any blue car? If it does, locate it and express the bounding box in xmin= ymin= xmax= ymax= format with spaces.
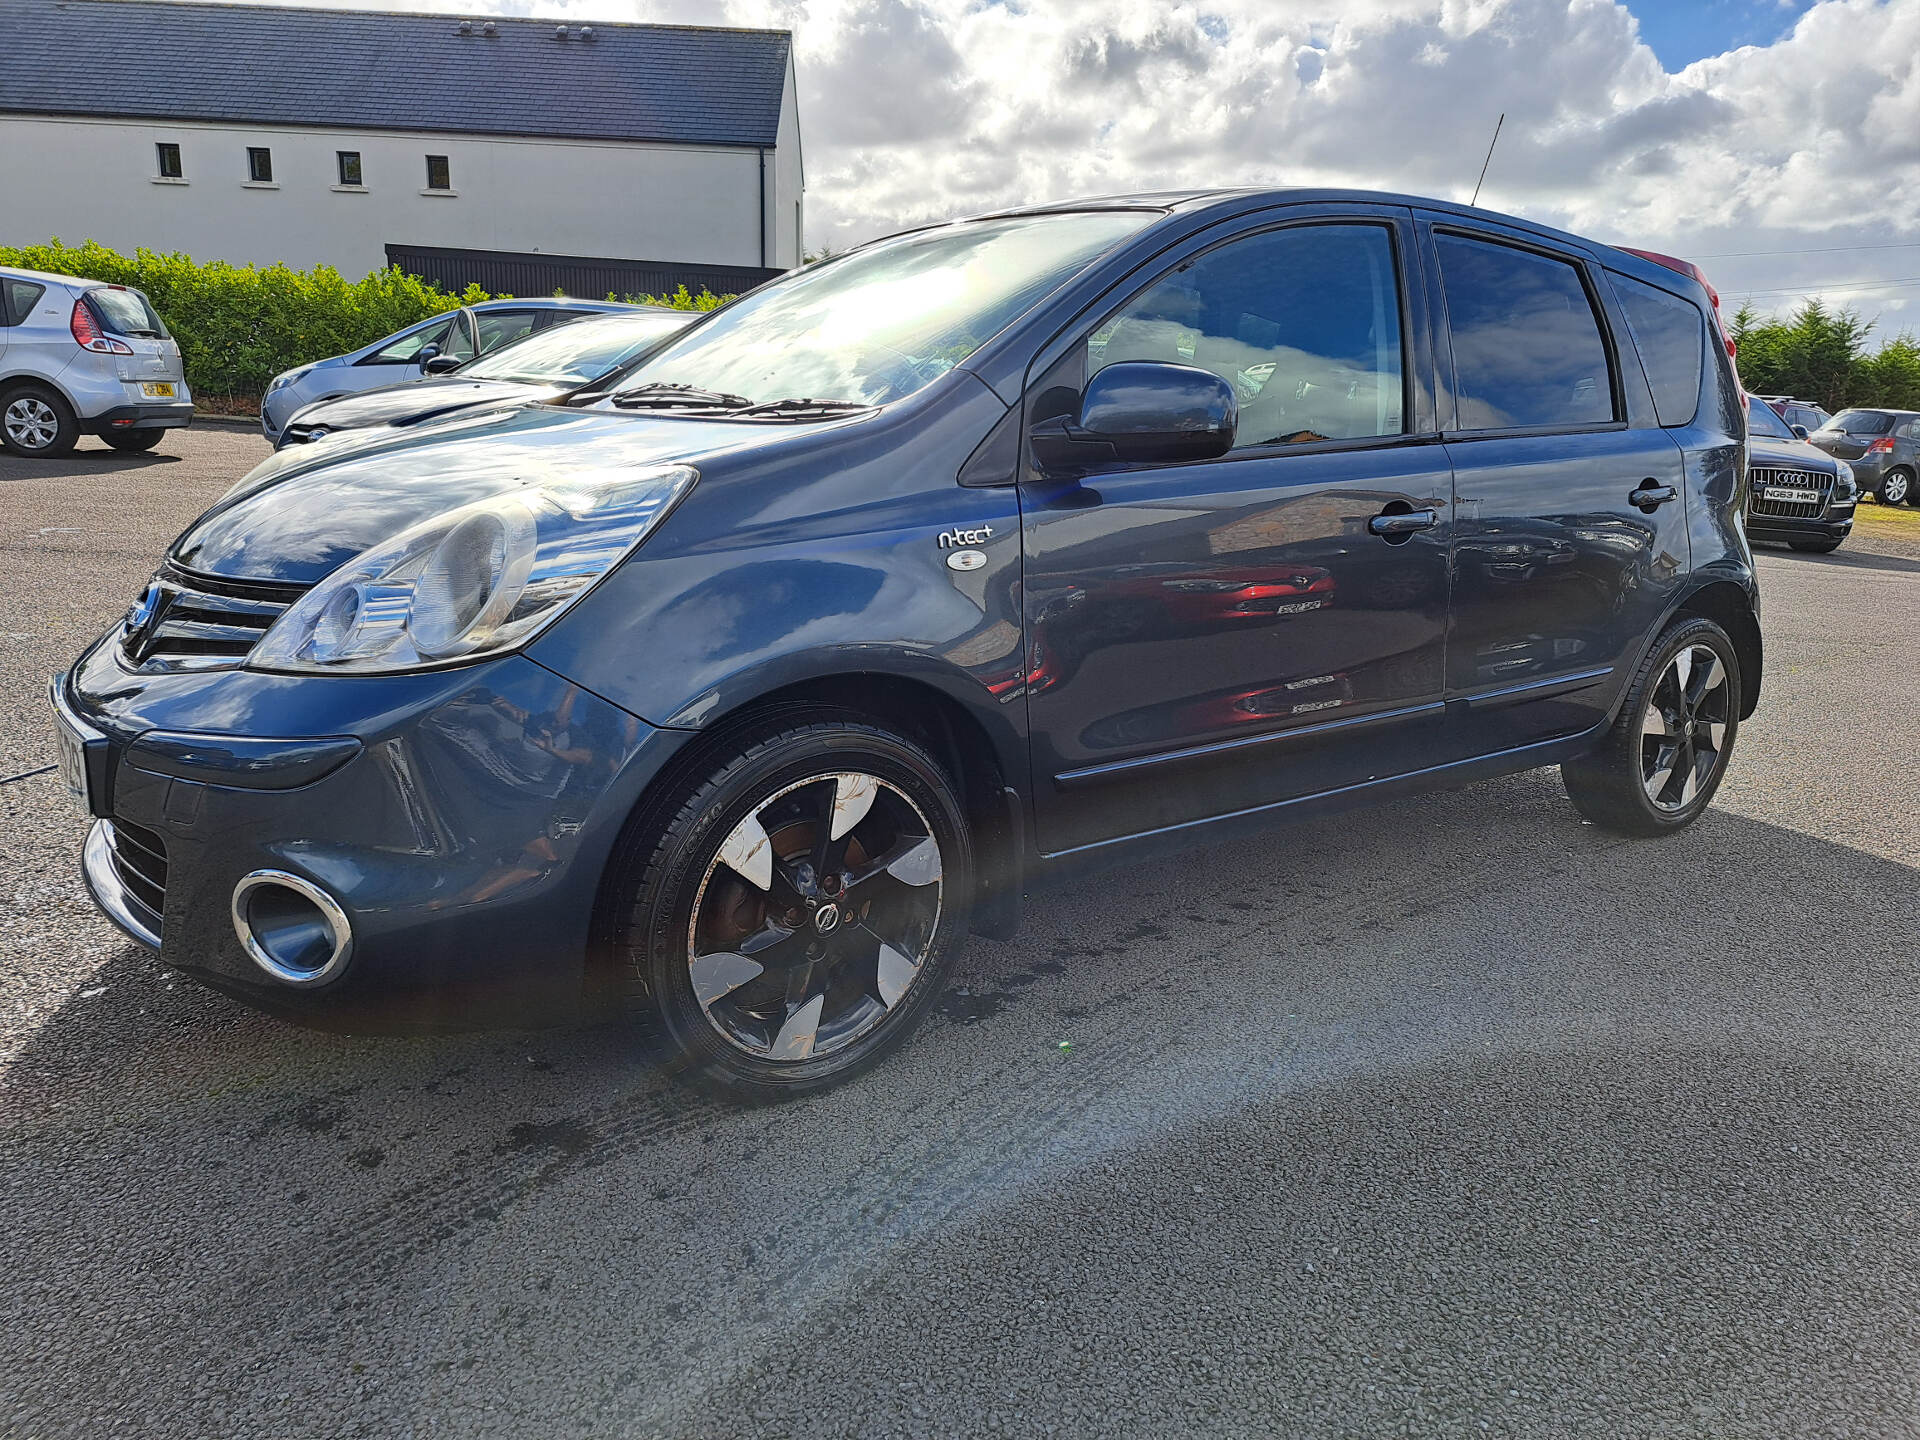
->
xmin=258 ymin=297 xmax=631 ymax=445
xmin=54 ymin=189 xmax=1758 ymax=1101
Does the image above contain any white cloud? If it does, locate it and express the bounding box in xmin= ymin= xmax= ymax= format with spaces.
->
xmin=275 ymin=0 xmax=1920 ymax=331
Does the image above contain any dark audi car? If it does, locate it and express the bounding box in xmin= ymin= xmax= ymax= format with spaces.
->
xmin=1743 ymin=395 xmax=1855 ymax=553
xmin=51 ymin=190 xmax=1759 ymax=1100
xmin=275 ymin=306 xmax=692 ymax=448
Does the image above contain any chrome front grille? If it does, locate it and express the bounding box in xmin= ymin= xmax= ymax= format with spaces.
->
xmin=121 ymin=569 xmax=298 ymax=671
xmin=105 ymin=819 xmax=168 ymax=938
xmin=1748 ymin=466 xmax=1835 ymax=520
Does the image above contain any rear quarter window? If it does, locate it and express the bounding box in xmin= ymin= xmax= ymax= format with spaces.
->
xmin=2 ymin=279 xmax=46 ymax=327
xmin=1610 ymin=272 xmax=1704 ymax=427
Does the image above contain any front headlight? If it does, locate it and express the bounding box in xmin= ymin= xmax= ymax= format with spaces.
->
xmin=267 ymin=366 xmax=313 ymax=394
xmin=249 ymin=464 xmax=697 ymax=674
xmin=1835 ymin=462 xmax=1856 ymax=499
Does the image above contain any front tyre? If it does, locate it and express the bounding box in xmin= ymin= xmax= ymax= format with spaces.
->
xmin=1561 ymin=616 xmax=1741 ymax=837
xmin=616 ymin=719 xmax=973 ymax=1101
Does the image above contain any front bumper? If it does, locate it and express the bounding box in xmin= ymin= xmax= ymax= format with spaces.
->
xmin=58 ymin=637 xmax=692 ymax=1019
xmin=1746 ymin=507 xmax=1854 ymax=545
xmin=80 ymin=402 xmax=195 ymax=435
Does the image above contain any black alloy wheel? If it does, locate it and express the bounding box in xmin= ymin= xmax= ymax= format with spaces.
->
xmin=615 ymin=718 xmax=973 ymax=1100
xmin=1561 ymin=616 xmax=1741 ymax=836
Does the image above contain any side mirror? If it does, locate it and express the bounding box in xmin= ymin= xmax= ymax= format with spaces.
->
xmin=1029 ymin=361 xmax=1237 ymax=475
xmin=1791 ymin=424 xmax=1810 ymax=440
xmin=422 ymin=353 xmax=463 ymax=375
xmin=415 ymin=343 xmax=441 ymax=371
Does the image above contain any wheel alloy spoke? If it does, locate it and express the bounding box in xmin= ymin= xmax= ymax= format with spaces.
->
xmin=1704 ymin=721 xmax=1727 ymax=751
xmin=874 ymin=937 xmax=921 ymax=1009
xmin=689 ymin=951 xmax=765 ymax=1011
xmin=1641 ymin=707 xmax=1672 ymax=739
xmin=770 ymin=992 xmax=825 ymax=1061
xmin=846 ymin=832 xmax=943 ymax=893
xmin=1685 ymin=651 xmax=1725 ymax=710
xmin=830 ymin=774 xmax=879 ymax=841
xmin=717 ymin=809 xmax=774 ymax=891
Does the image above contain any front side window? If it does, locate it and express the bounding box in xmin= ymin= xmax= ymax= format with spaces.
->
xmin=615 ymin=210 xmax=1157 ymax=408
xmin=425 ymin=155 xmax=451 ymax=190
xmin=155 ymin=142 xmax=182 ymax=179
xmin=1436 ymin=233 xmax=1616 ymax=432
xmin=1087 ymin=222 xmax=1405 ymax=447
xmin=247 ymin=147 xmax=273 ymax=183
xmin=366 ymin=315 xmax=455 ymax=365
xmin=1612 ymin=272 xmax=1703 ymax=427
xmin=337 ymin=151 xmax=363 ymax=186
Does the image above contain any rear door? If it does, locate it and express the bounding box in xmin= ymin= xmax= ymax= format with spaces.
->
xmin=1019 ymin=208 xmax=1456 ymax=858
xmin=1419 ymin=216 xmax=1692 ymax=755
xmin=85 ymin=286 xmax=183 ymax=396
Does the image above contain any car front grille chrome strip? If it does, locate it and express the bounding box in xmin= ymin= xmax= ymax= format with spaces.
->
xmin=121 ymin=569 xmax=299 ymax=671
xmin=1747 ymin=466 xmax=1836 ymax=521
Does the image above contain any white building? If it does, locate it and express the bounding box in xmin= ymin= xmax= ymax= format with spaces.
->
xmin=0 ymin=0 xmax=803 ymax=295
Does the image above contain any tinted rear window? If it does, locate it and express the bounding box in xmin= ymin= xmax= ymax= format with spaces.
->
xmin=1823 ymin=410 xmax=1894 ymax=436
xmin=1435 ymin=233 xmax=1615 ymax=431
xmin=86 ymin=287 xmax=168 ymax=339
xmin=1611 ymin=273 xmax=1703 ymax=426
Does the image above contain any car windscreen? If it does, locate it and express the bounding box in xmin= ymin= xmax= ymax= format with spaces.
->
xmin=460 ymin=312 xmax=691 ymax=385
xmin=86 ymin=287 xmax=168 ymax=339
xmin=611 ymin=210 xmax=1161 ymax=407
xmin=1821 ymin=410 xmax=1894 ymax=436
xmin=1747 ymin=397 xmax=1795 ymax=439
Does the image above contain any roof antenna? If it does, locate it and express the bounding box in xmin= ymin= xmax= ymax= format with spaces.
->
xmin=1470 ymin=112 xmax=1505 ymax=207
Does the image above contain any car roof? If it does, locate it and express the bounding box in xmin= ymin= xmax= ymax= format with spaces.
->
xmin=930 ymin=186 xmax=1714 ymax=301
xmin=0 ymin=266 xmax=126 ymax=291
xmin=473 ymin=297 xmax=630 ymax=312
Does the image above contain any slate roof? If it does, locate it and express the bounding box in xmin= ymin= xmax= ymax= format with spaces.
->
xmin=0 ymin=0 xmax=791 ymax=148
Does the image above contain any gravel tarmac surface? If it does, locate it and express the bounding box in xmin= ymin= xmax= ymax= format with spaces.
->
xmin=4 ymin=430 xmax=1920 ymax=1438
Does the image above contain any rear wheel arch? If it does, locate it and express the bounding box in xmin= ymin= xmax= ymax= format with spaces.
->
xmin=1673 ymin=580 xmax=1761 ymax=719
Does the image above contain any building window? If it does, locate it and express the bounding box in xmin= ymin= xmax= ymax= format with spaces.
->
xmin=247 ymin=147 xmax=274 ymax=183
xmin=155 ymin=142 xmax=182 ymax=179
xmin=337 ymin=151 xmax=363 ymax=187
xmin=425 ymin=154 xmax=451 ymax=191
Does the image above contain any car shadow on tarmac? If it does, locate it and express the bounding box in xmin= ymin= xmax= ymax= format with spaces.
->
xmin=7 ymin=769 xmax=1920 ymax=1435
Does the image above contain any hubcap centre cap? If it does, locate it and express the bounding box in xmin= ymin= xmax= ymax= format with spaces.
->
xmin=814 ymin=903 xmax=842 ymax=934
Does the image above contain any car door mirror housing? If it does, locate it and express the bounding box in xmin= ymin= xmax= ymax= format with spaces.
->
xmin=1791 ymin=424 xmax=1809 ymax=440
xmin=1030 ymin=361 xmax=1237 ymax=474
xmin=422 ymin=354 xmax=463 ymax=376
xmin=415 ymin=343 xmax=441 ymax=370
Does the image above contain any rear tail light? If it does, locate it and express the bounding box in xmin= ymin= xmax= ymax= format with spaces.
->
xmin=71 ymin=299 xmax=133 ymax=355
xmin=1867 ymin=437 xmax=1896 ymax=454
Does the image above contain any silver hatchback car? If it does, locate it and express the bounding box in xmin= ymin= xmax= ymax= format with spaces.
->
xmin=0 ymin=268 xmax=193 ymax=457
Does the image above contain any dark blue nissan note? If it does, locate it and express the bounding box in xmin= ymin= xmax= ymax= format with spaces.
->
xmin=52 ymin=189 xmax=1758 ymax=1099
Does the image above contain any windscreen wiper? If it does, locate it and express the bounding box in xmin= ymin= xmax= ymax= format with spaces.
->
xmin=608 ymin=382 xmax=752 ymax=410
xmin=726 ymin=397 xmax=872 ymax=419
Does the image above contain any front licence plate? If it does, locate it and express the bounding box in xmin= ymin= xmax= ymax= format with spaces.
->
xmin=52 ymin=706 xmax=92 ymax=811
xmin=140 ymin=382 xmax=175 ymax=398
xmin=1762 ymin=486 xmax=1821 ymax=505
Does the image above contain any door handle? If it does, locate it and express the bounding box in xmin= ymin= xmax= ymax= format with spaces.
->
xmin=1630 ymin=480 xmax=1677 ymax=512
xmin=1368 ymin=507 xmax=1440 ymax=539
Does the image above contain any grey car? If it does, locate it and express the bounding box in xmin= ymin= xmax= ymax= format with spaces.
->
xmin=1 ymin=267 xmax=192 ymax=457
xmin=1807 ymin=408 xmax=1920 ymax=505
xmin=258 ymin=297 xmax=632 ymax=445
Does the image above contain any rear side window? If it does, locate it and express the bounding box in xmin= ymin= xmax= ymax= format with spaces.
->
xmin=3 ymin=279 xmax=46 ymax=326
xmin=86 ymin=287 xmax=167 ymax=338
xmin=1825 ymin=410 xmax=1894 ymax=436
xmin=1434 ymin=233 xmax=1615 ymax=431
xmin=1611 ymin=272 xmax=1703 ymax=427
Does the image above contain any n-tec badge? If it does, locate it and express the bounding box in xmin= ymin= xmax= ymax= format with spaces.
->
xmin=946 ymin=548 xmax=988 ymax=572
xmin=938 ymin=524 xmax=992 ymax=548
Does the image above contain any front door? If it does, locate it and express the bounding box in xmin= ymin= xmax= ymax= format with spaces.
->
xmin=1019 ymin=214 xmax=1455 ymax=858
xmin=1420 ymin=221 xmax=1693 ymax=755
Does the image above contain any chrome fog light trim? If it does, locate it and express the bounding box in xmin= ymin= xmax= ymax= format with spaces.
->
xmin=230 ymin=870 xmax=353 ymax=986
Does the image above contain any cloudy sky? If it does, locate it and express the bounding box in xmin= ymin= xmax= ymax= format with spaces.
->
xmin=324 ymin=0 xmax=1920 ymax=334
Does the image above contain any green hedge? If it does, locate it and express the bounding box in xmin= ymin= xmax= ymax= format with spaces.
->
xmin=0 ymin=239 xmax=490 ymax=399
